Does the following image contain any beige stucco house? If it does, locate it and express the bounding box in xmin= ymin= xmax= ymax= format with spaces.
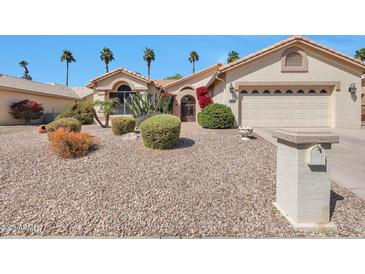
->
xmin=87 ymin=36 xmax=365 ymax=128
xmin=0 ymin=74 xmax=92 ymax=125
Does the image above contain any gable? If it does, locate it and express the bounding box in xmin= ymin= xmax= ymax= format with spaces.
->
xmin=92 ymin=71 xmax=150 ymax=91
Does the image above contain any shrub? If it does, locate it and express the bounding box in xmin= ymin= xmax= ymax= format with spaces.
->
xmin=197 ymin=103 xmax=234 ymax=129
xmin=49 ymin=128 xmax=96 ymax=158
xmin=55 ymin=101 xmax=93 ymax=125
xmin=112 ymin=116 xmax=136 ymax=135
xmin=46 ymin=117 xmax=82 ymax=132
xmin=196 ymin=86 xmax=213 ymax=109
xmin=140 ymin=114 xmax=181 ymax=150
xmin=9 ymin=99 xmax=44 ymax=124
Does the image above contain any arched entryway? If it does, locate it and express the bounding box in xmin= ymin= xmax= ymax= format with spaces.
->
xmin=180 ymin=95 xmax=196 ymax=122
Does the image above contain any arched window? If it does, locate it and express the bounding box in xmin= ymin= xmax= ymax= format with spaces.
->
xmin=110 ymin=84 xmax=134 ymax=115
xmin=285 ymin=90 xmax=293 ymax=94
xmin=240 ymin=90 xmax=248 ymax=94
xmin=320 ymin=89 xmax=327 ymax=94
xmin=297 ymin=89 xmax=304 ymax=94
xmin=251 ymin=90 xmax=259 ymax=94
xmin=274 ymin=90 xmax=282 ymax=94
xmin=281 ymin=47 xmax=308 ymax=72
xmin=263 ymin=90 xmax=270 ymax=94
xmin=308 ymin=89 xmax=316 ymax=94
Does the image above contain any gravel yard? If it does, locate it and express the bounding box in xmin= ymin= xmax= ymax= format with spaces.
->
xmin=0 ymin=123 xmax=364 ymax=238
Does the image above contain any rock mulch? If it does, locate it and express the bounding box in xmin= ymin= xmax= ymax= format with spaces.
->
xmin=0 ymin=123 xmax=364 ymax=238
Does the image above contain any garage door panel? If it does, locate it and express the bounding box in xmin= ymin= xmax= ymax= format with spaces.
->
xmin=240 ymin=92 xmax=330 ymax=128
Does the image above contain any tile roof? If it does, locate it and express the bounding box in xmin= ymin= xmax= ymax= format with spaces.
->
xmin=161 ymin=64 xmax=223 ymax=89
xmin=153 ymin=79 xmax=179 ymax=87
xmin=0 ymin=74 xmax=82 ymax=100
xmin=70 ymin=86 xmax=94 ymax=98
xmin=220 ymin=35 xmax=365 ymax=73
xmin=88 ymin=67 xmax=151 ymax=88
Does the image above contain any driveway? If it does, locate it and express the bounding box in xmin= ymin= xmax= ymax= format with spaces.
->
xmin=255 ymin=127 xmax=365 ymax=200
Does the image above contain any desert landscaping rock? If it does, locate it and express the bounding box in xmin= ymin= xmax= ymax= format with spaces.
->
xmin=0 ymin=123 xmax=364 ymax=237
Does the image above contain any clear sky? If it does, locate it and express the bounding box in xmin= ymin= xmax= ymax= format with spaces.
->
xmin=0 ymin=35 xmax=364 ymax=87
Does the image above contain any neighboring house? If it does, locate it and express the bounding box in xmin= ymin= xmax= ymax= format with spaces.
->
xmin=0 ymin=74 xmax=91 ymax=125
xmin=88 ymin=36 xmax=365 ymax=128
xmin=362 ymin=77 xmax=365 ymax=121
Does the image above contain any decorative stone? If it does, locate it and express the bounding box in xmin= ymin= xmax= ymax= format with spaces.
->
xmin=38 ymin=125 xmax=47 ymax=134
xmin=120 ymin=132 xmax=140 ymax=141
xmin=272 ymin=129 xmax=339 ymax=231
xmin=239 ymin=126 xmax=253 ymax=141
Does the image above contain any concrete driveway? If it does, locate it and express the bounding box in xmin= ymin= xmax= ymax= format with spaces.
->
xmin=255 ymin=127 xmax=365 ymax=200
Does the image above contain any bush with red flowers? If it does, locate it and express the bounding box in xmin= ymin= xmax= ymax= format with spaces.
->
xmin=9 ymin=99 xmax=44 ymax=125
xmin=196 ymin=86 xmax=213 ymax=109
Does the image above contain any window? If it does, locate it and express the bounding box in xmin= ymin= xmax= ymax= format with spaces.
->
xmin=240 ymin=90 xmax=248 ymax=94
xmin=320 ymin=89 xmax=327 ymax=94
xmin=109 ymin=84 xmax=133 ymax=115
xmin=263 ymin=90 xmax=270 ymax=94
xmin=297 ymin=89 xmax=304 ymax=94
xmin=281 ymin=47 xmax=308 ymax=72
xmin=251 ymin=90 xmax=259 ymax=94
xmin=285 ymin=90 xmax=293 ymax=94
xmin=308 ymin=89 xmax=316 ymax=94
xmin=274 ymin=90 xmax=282 ymax=94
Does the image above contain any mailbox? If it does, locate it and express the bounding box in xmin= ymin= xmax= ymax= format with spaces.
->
xmin=306 ymin=144 xmax=326 ymax=166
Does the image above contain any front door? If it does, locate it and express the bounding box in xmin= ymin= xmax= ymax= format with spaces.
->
xmin=181 ymin=95 xmax=196 ymax=122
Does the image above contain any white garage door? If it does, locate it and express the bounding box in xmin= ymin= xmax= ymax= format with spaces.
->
xmin=240 ymin=89 xmax=330 ymax=128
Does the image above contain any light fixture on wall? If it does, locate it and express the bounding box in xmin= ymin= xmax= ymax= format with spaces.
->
xmin=229 ymin=83 xmax=235 ymax=93
xmin=348 ymin=83 xmax=357 ymax=94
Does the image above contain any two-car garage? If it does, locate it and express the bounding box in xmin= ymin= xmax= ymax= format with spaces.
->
xmin=239 ymin=87 xmax=332 ymax=128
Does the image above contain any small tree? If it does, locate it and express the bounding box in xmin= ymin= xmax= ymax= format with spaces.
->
xmin=93 ymin=98 xmax=120 ymax=128
xmin=9 ymin=99 xmax=44 ymax=125
xmin=196 ymin=86 xmax=213 ymax=109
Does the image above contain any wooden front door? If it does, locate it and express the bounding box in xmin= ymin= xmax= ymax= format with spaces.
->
xmin=181 ymin=95 xmax=196 ymax=122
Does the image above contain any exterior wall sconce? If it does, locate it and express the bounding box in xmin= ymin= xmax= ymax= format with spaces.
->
xmin=348 ymin=83 xmax=357 ymax=94
xmin=229 ymin=83 xmax=235 ymax=93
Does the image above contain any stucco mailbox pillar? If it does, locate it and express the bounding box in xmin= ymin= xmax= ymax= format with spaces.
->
xmin=272 ymin=129 xmax=339 ymax=231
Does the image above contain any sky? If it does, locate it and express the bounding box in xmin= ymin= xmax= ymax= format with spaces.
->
xmin=0 ymin=35 xmax=364 ymax=87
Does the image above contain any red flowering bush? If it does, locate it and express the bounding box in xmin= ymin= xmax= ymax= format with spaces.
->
xmin=196 ymin=86 xmax=213 ymax=109
xmin=9 ymin=99 xmax=44 ymax=124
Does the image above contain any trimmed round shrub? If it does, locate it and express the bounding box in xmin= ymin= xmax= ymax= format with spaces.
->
xmin=46 ymin=117 xmax=82 ymax=132
xmin=48 ymin=128 xmax=97 ymax=158
xmin=140 ymin=114 xmax=181 ymax=150
xmin=112 ymin=116 xmax=136 ymax=135
xmin=197 ymin=103 xmax=234 ymax=129
xmin=55 ymin=101 xmax=94 ymax=125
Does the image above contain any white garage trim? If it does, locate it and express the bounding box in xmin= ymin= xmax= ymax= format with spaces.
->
xmin=239 ymin=88 xmax=332 ymax=128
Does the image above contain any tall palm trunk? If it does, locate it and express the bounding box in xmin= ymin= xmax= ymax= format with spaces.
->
xmin=193 ymin=61 xmax=195 ymax=74
xmin=66 ymin=61 xmax=69 ymax=86
xmin=147 ymin=62 xmax=151 ymax=79
xmin=106 ymin=63 xmax=109 ymax=73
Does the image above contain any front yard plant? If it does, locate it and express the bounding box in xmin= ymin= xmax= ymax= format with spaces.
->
xmin=140 ymin=114 xmax=181 ymax=149
xmin=112 ymin=116 xmax=136 ymax=135
xmin=55 ymin=101 xmax=94 ymax=125
xmin=9 ymin=99 xmax=44 ymax=125
xmin=46 ymin=117 xmax=82 ymax=132
xmin=48 ymin=128 xmax=97 ymax=158
xmin=198 ymin=103 xmax=234 ymax=129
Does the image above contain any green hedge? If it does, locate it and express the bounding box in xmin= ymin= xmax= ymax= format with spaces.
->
xmin=46 ymin=117 xmax=82 ymax=132
xmin=140 ymin=114 xmax=181 ymax=150
xmin=55 ymin=101 xmax=93 ymax=125
xmin=112 ymin=116 xmax=136 ymax=135
xmin=197 ymin=103 xmax=234 ymax=129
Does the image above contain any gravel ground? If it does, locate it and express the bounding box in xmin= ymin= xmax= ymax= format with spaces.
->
xmin=0 ymin=123 xmax=364 ymax=238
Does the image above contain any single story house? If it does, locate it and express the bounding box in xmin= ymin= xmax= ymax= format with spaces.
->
xmin=0 ymin=74 xmax=92 ymax=125
xmin=88 ymin=36 xmax=365 ymax=128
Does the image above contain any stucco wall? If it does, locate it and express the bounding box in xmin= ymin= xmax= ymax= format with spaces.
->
xmin=0 ymin=88 xmax=78 ymax=125
xmin=212 ymin=42 xmax=363 ymax=128
xmin=94 ymin=71 xmax=149 ymax=91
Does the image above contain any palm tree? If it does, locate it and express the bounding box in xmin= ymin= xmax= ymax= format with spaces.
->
xmin=100 ymin=47 xmax=115 ymax=73
xmin=227 ymin=51 xmax=240 ymax=63
xmin=188 ymin=51 xmax=199 ymax=74
xmin=19 ymin=60 xmax=32 ymax=80
xmin=355 ymin=48 xmax=365 ymax=61
xmin=60 ymin=50 xmax=76 ymax=86
xmin=93 ymin=98 xmax=120 ymax=128
xmin=143 ymin=47 xmax=155 ymax=80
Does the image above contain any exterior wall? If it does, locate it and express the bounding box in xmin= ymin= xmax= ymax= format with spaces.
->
xmin=94 ymin=71 xmax=150 ymax=91
xmin=165 ymin=69 xmax=216 ymax=119
xmin=0 ymin=88 xmax=78 ymax=125
xmin=212 ymin=42 xmax=363 ymax=128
